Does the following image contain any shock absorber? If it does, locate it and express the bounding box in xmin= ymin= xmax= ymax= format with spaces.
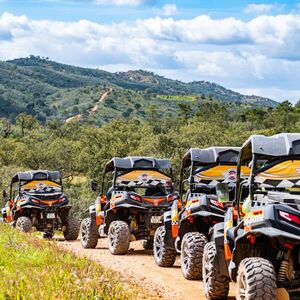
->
xmin=277 ymin=260 xmax=289 ymax=282
xmin=277 ymin=248 xmax=292 ymax=282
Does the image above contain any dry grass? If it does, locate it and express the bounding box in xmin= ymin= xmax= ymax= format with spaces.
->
xmin=0 ymin=224 xmax=148 ymax=300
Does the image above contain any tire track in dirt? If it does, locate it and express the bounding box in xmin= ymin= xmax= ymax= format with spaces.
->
xmin=58 ymin=238 xmax=236 ymax=300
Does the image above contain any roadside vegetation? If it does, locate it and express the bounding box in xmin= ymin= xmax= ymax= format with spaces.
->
xmin=0 ymin=224 xmax=147 ymax=300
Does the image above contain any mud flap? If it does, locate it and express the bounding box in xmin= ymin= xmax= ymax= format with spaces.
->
xmin=98 ymin=224 xmax=106 ymax=238
xmin=213 ymin=222 xmax=230 ymax=277
xmin=95 ymin=197 xmax=103 ymax=226
xmin=163 ymin=211 xmax=176 ymax=249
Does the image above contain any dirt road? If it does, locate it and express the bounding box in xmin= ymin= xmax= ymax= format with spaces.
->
xmin=58 ymin=238 xmax=236 ymax=300
xmin=65 ymin=88 xmax=112 ymax=123
xmin=89 ymin=88 xmax=112 ymax=114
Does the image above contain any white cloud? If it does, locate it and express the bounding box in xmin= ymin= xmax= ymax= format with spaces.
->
xmin=1 ymin=12 xmax=300 ymax=102
xmin=93 ymin=0 xmax=146 ymax=6
xmin=160 ymin=4 xmax=178 ymax=16
xmin=244 ymin=4 xmax=275 ymax=14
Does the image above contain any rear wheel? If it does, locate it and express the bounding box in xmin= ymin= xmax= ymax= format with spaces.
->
xmin=16 ymin=216 xmax=32 ymax=233
xmin=237 ymin=257 xmax=277 ymax=300
xmin=80 ymin=217 xmax=98 ymax=249
xmin=203 ymin=242 xmax=230 ymax=299
xmin=108 ymin=221 xmax=130 ymax=255
xmin=63 ymin=215 xmax=80 ymax=241
xmin=153 ymin=226 xmax=176 ymax=267
xmin=181 ymin=232 xmax=207 ymax=280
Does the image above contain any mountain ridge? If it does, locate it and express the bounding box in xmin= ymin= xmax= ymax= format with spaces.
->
xmin=0 ymin=56 xmax=278 ymax=123
xmin=8 ymin=56 xmax=277 ymax=107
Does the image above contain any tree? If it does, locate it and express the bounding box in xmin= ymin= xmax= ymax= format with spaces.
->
xmin=0 ymin=118 xmax=12 ymax=138
xmin=16 ymin=113 xmax=38 ymax=136
xmin=274 ymin=101 xmax=297 ymax=131
xmin=178 ymin=103 xmax=192 ymax=125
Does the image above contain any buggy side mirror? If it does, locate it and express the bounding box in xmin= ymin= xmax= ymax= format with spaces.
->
xmin=91 ymin=180 xmax=98 ymax=192
xmin=216 ymin=183 xmax=230 ymax=203
xmin=2 ymin=190 xmax=8 ymax=201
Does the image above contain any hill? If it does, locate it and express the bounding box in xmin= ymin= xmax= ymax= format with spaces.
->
xmin=0 ymin=56 xmax=278 ymax=123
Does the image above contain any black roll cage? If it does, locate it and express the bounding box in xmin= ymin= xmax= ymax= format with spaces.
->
xmin=235 ymin=153 xmax=300 ymax=219
xmin=9 ymin=171 xmax=63 ymax=199
xmin=179 ymin=161 xmax=238 ymax=200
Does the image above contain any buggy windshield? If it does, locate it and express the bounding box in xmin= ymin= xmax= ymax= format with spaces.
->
xmin=20 ymin=180 xmax=62 ymax=194
xmin=115 ymin=170 xmax=171 ymax=188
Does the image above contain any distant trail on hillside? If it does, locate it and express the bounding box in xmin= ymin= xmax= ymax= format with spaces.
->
xmin=89 ymin=88 xmax=112 ymax=114
xmin=65 ymin=88 xmax=112 ymax=123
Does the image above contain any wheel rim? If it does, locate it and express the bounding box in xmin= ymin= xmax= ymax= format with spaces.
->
xmin=239 ymin=273 xmax=247 ymax=299
xmin=182 ymin=241 xmax=190 ymax=273
xmin=203 ymin=251 xmax=210 ymax=288
xmin=109 ymin=226 xmax=116 ymax=248
xmin=81 ymin=221 xmax=89 ymax=244
xmin=154 ymin=229 xmax=163 ymax=259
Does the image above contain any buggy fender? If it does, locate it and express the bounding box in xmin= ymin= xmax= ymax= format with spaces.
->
xmin=88 ymin=205 xmax=97 ymax=226
xmin=213 ymin=222 xmax=230 ymax=277
xmin=89 ymin=204 xmax=96 ymax=214
xmin=171 ymin=200 xmax=179 ymax=239
xmin=163 ymin=210 xmax=172 ymax=225
xmin=236 ymin=227 xmax=300 ymax=244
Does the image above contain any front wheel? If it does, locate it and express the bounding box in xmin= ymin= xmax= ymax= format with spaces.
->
xmin=153 ymin=226 xmax=176 ymax=267
xmin=108 ymin=221 xmax=130 ymax=255
xmin=181 ymin=232 xmax=207 ymax=280
xmin=63 ymin=215 xmax=80 ymax=241
xmin=80 ymin=217 xmax=98 ymax=249
xmin=237 ymin=257 xmax=277 ymax=300
xmin=16 ymin=216 xmax=32 ymax=233
xmin=203 ymin=242 xmax=230 ymax=299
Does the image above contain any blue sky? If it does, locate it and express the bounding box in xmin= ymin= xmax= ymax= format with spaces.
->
xmin=0 ymin=0 xmax=300 ymax=101
xmin=1 ymin=0 xmax=299 ymax=22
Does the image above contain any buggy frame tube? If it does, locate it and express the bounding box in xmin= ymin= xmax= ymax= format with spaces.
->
xmin=100 ymin=169 xmax=107 ymax=195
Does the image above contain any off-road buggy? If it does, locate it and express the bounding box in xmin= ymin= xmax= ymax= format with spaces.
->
xmin=1 ymin=170 xmax=79 ymax=239
xmin=203 ymin=133 xmax=300 ymax=300
xmin=80 ymin=156 xmax=177 ymax=254
xmin=154 ymin=147 xmax=250 ymax=280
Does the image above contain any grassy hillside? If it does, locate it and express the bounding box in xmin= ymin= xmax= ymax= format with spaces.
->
xmin=0 ymin=224 xmax=148 ymax=299
xmin=0 ymin=56 xmax=278 ymax=124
